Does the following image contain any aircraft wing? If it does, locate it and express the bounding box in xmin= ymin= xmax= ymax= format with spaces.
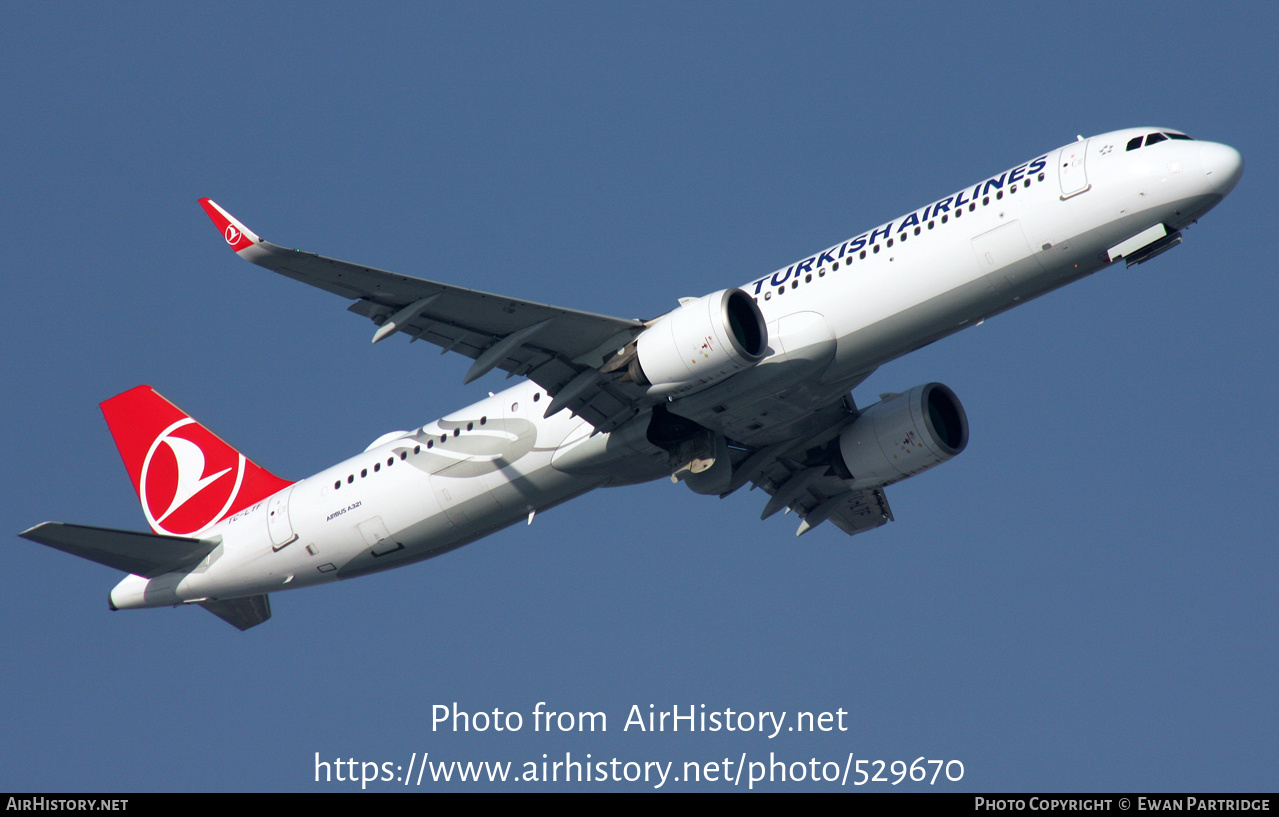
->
xmin=199 ymin=200 xmax=649 ymax=431
xmin=752 ymin=457 xmax=894 ymax=537
xmin=717 ymin=396 xmax=894 ymax=537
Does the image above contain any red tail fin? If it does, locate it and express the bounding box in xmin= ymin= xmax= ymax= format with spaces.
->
xmin=100 ymin=386 xmax=292 ymax=536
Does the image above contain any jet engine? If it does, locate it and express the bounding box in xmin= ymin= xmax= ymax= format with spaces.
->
xmin=836 ymin=383 xmax=968 ymax=487
xmin=631 ymin=289 xmax=768 ymax=397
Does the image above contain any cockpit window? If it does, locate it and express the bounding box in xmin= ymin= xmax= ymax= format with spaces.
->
xmin=1127 ymin=131 xmax=1193 ymax=152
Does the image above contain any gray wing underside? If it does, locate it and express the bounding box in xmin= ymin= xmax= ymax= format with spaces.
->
xmin=720 ymin=399 xmax=895 ymax=538
xmin=747 ymin=455 xmax=894 ymax=538
xmin=237 ymin=239 xmax=649 ymax=432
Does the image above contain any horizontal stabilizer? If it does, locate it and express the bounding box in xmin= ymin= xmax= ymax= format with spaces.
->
xmin=19 ymin=521 xmax=218 ymax=578
xmin=201 ymin=595 xmax=271 ymax=631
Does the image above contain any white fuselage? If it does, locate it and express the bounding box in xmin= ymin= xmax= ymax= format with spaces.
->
xmin=110 ymin=129 xmax=1242 ymax=611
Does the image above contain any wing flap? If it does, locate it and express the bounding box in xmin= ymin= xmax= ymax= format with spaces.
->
xmin=827 ymin=488 xmax=894 ymax=537
xmin=755 ymin=469 xmax=893 ymax=538
xmin=19 ymin=522 xmax=219 ymax=578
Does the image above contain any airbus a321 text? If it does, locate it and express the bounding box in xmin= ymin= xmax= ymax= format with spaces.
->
xmin=22 ymin=128 xmax=1242 ymax=630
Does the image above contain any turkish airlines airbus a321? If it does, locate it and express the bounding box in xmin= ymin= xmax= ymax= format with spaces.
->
xmin=22 ymin=128 xmax=1242 ymax=630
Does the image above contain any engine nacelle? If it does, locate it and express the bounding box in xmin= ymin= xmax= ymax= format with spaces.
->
xmin=837 ymin=383 xmax=968 ymax=487
xmin=632 ymin=289 xmax=768 ymax=397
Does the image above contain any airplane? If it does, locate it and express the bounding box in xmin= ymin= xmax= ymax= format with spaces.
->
xmin=20 ymin=127 xmax=1243 ymax=630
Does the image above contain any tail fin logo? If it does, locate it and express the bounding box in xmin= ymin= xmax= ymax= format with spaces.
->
xmin=140 ymin=418 xmax=246 ymax=536
xmin=224 ymin=225 xmax=242 ymax=246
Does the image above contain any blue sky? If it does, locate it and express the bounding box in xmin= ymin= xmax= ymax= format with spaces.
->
xmin=3 ymin=2 xmax=1275 ymax=792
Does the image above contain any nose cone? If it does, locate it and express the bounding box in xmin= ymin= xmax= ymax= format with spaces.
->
xmin=1200 ymin=142 xmax=1244 ymax=196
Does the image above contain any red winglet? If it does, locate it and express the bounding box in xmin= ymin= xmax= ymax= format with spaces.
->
xmin=101 ymin=386 xmax=292 ymax=536
xmin=198 ymin=198 xmax=261 ymax=254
